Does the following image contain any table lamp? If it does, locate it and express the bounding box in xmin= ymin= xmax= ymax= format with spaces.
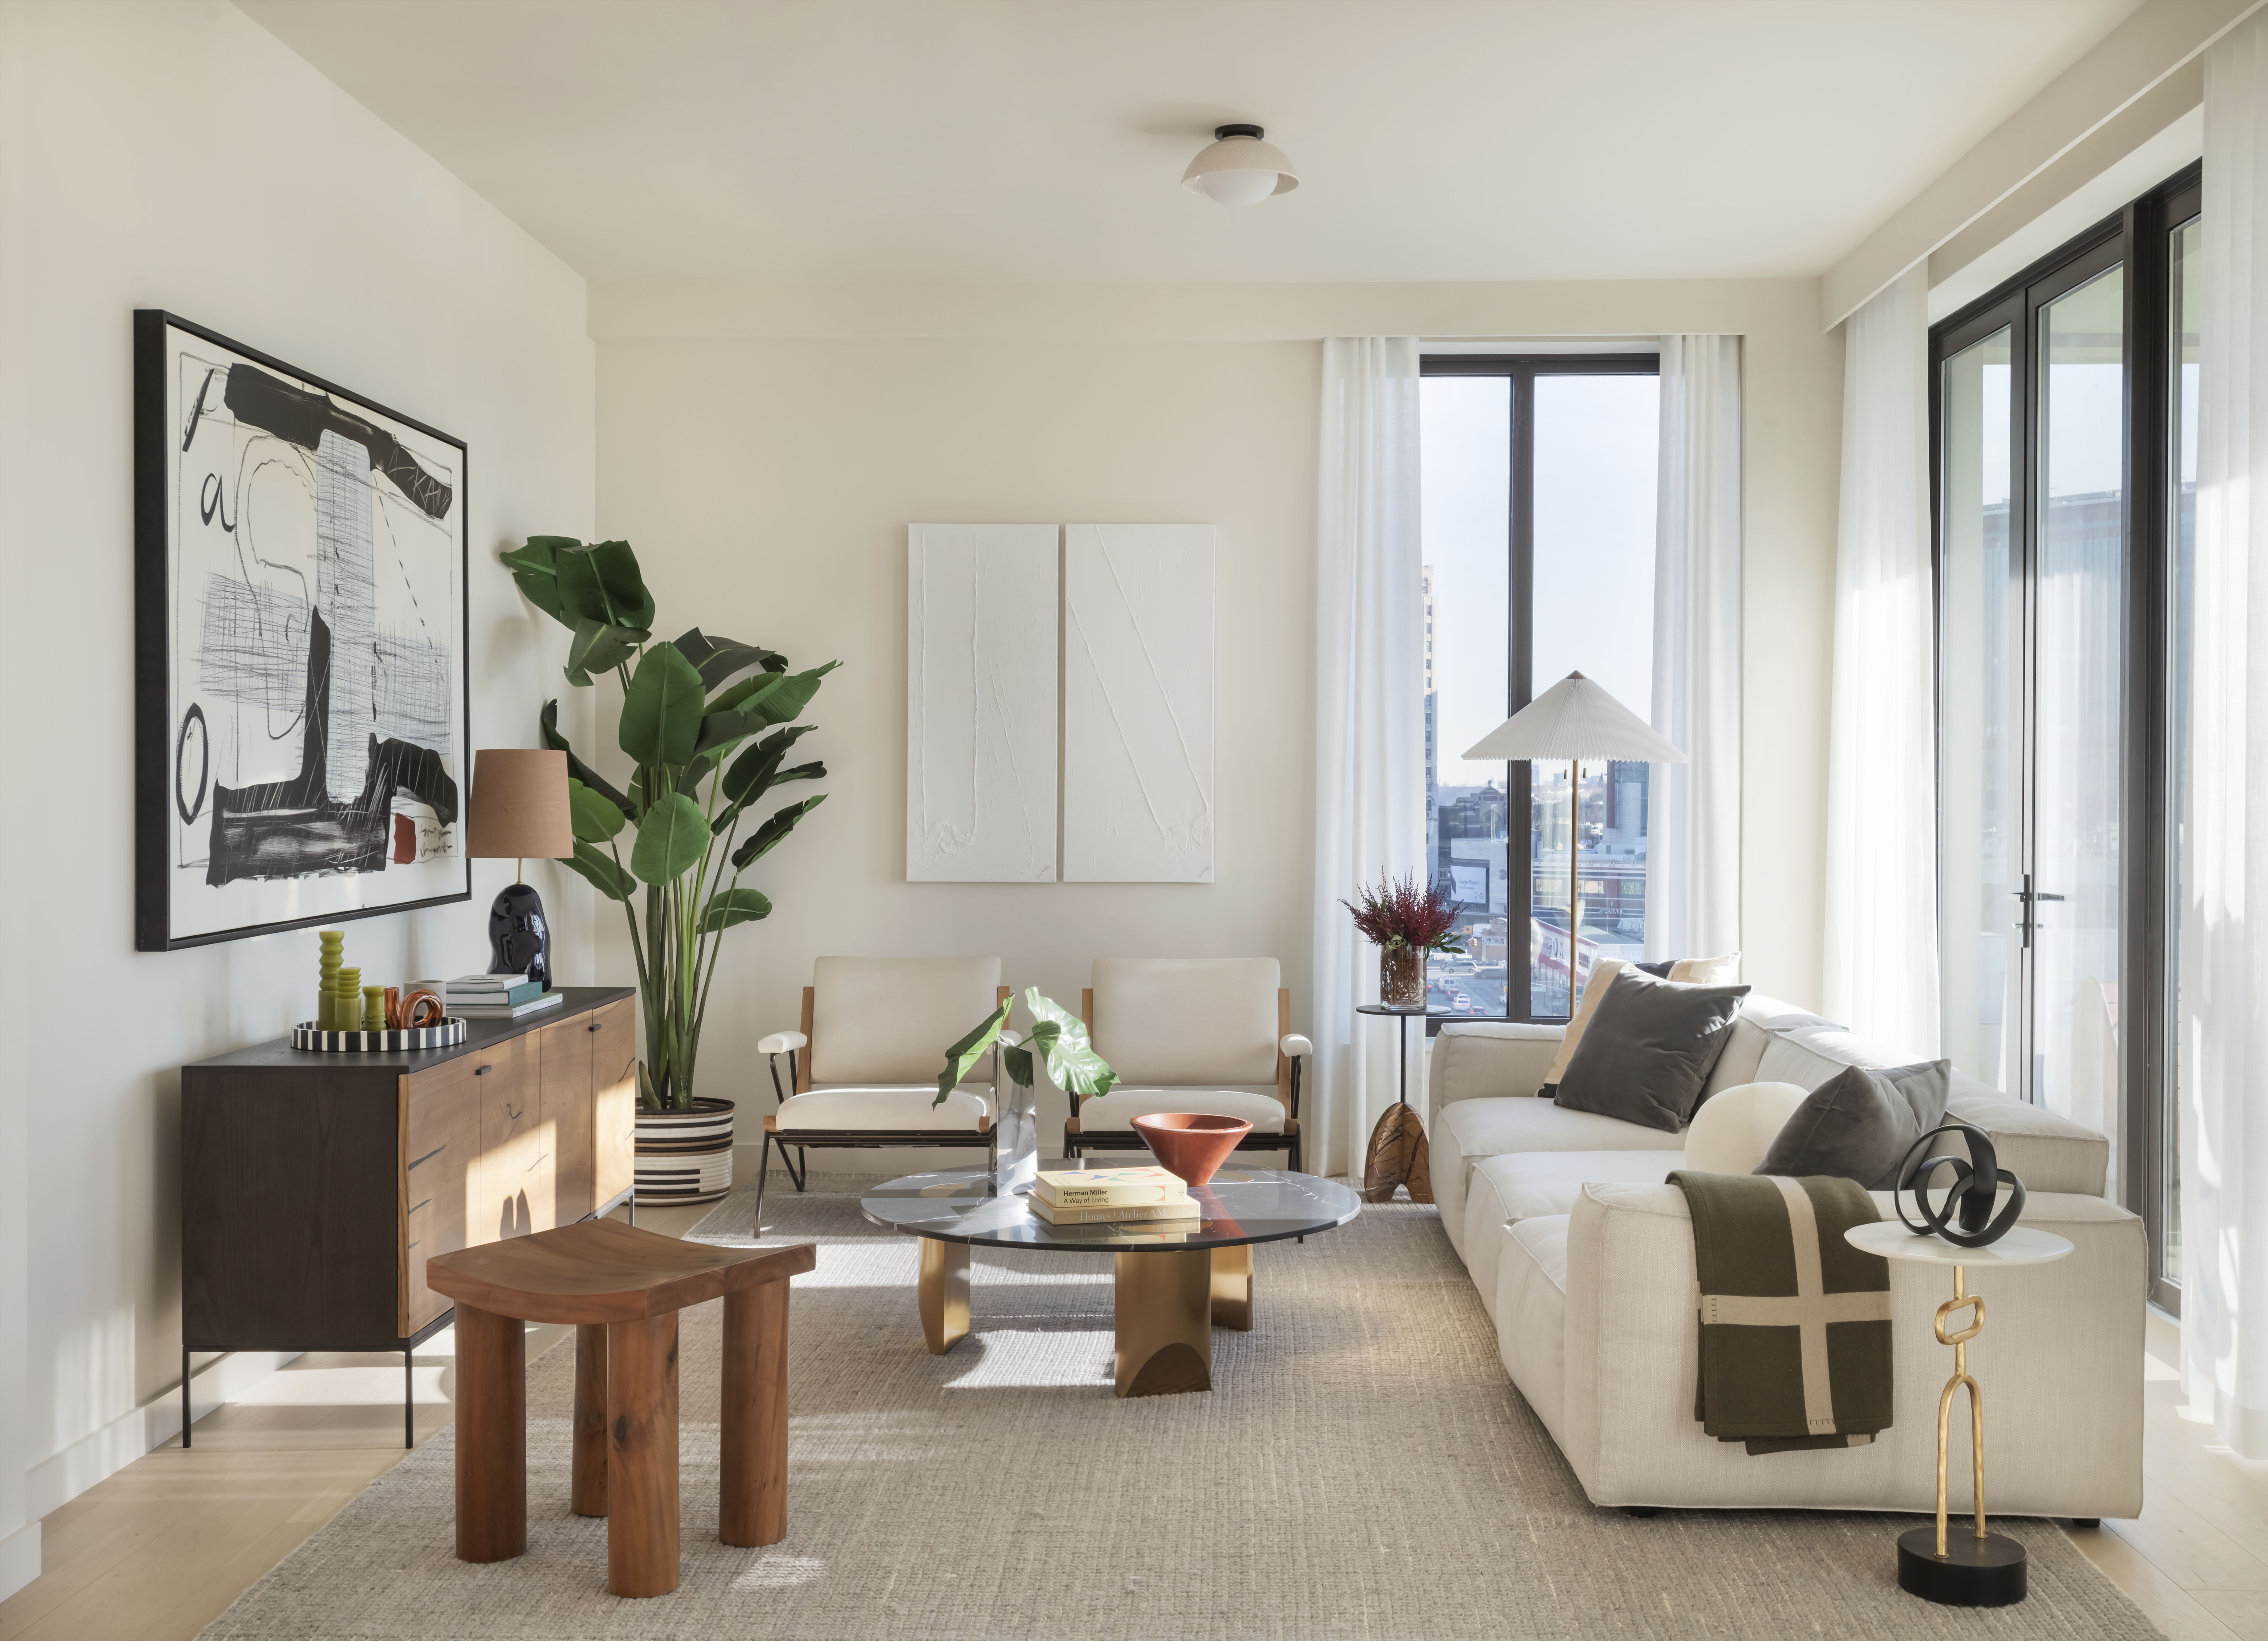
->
xmin=1461 ymin=672 xmax=1685 ymax=997
xmin=466 ymin=748 xmax=575 ymax=990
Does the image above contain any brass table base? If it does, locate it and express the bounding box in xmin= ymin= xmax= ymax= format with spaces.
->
xmin=1902 ymin=1263 xmax=2028 ymax=1607
xmin=916 ymin=1236 xmax=1255 ymax=1396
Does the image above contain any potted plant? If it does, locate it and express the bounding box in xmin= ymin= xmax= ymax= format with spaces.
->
xmin=937 ymin=988 xmax=1116 ymax=1194
xmin=502 ymin=536 xmax=834 ymax=1204
xmin=1342 ymin=872 xmax=1465 ymax=1008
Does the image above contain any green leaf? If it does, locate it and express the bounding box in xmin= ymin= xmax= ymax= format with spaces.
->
xmin=1002 ymin=1043 xmax=1036 ymax=1088
xmin=936 ymin=997 xmax=1011 ymax=1106
xmin=674 ymin=629 xmax=786 ymax=691
xmin=700 ymin=887 xmax=773 ymax=933
xmin=540 ymin=700 xmax=633 ymax=818
xmin=618 ymin=643 xmax=706 ymax=767
xmin=730 ymin=793 xmax=826 ymax=871
xmin=748 ymin=663 xmax=837 ymax=728
xmin=1021 ymin=988 xmax=1117 ymax=1097
xmin=630 ymin=792 xmax=709 ymax=885
xmin=774 ymin=759 xmax=826 ymax=786
xmin=555 ymin=539 xmax=656 ymax=631
xmin=705 ymin=670 xmax=789 ymax=720
xmin=501 ymin=536 xmax=581 ymax=627
xmin=567 ymin=617 xmax=649 ymax=682
xmin=676 ymin=747 xmax=722 ymax=796
xmin=566 ymin=777 xmax=627 ymax=844
xmin=693 ymin=704 xmax=770 ymax=756
xmin=562 ymin=841 xmax=636 ymax=901
xmin=722 ymin=725 xmax=815 ymax=805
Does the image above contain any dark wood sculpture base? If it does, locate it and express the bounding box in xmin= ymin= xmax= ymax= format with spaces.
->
xmin=1361 ymin=1101 xmax=1433 ymax=1204
xmin=1896 ymin=1526 xmax=2028 ymax=1607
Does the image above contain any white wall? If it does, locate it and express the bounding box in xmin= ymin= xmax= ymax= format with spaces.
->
xmin=592 ymin=278 xmax=1842 ymax=1167
xmin=0 ymin=0 xmax=595 ymax=1589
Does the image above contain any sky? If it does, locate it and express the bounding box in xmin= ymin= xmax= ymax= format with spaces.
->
xmin=1421 ymin=372 xmax=1659 ymax=789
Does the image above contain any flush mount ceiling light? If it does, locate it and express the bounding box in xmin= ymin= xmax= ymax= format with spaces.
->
xmin=1182 ymin=123 xmax=1299 ymax=207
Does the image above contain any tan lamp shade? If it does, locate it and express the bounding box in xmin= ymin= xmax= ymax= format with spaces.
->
xmin=466 ymin=749 xmax=575 ymax=860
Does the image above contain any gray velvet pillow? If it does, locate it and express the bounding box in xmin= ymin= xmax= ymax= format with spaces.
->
xmin=1754 ymin=1060 xmax=1951 ymax=1189
xmin=1551 ymin=971 xmax=1752 ymax=1133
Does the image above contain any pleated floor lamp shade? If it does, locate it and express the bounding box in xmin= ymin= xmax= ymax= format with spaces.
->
xmin=1462 ymin=672 xmax=1684 ymax=997
xmin=467 ymin=749 xmax=574 ymax=988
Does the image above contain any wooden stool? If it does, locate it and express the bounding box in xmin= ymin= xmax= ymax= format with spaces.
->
xmin=425 ymin=1219 xmax=816 ymax=1597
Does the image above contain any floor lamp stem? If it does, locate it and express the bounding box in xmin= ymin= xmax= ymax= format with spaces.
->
xmin=1569 ymin=758 xmax=1580 ymax=1010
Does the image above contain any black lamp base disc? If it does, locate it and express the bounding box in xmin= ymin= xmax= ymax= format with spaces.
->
xmin=1896 ymin=1526 xmax=2028 ymax=1606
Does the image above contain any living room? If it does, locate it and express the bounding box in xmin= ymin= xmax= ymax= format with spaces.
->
xmin=0 ymin=1 xmax=2253 ymax=1636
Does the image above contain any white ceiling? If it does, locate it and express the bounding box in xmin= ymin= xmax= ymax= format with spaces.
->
xmin=238 ymin=0 xmax=2146 ymax=286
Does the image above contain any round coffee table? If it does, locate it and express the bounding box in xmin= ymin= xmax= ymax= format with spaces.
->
xmin=861 ymin=1166 xmax=1360 ymax=1397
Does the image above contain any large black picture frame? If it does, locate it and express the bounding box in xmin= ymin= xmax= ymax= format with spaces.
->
xmin=134 ymin=311 xmax=472 ymax=951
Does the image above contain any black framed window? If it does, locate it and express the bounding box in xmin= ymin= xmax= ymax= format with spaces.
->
xmin=1928 ymin=162 xmax=2197 ymax=1310
xmin=1419 ymin=353 xmax=1661 ymax=1025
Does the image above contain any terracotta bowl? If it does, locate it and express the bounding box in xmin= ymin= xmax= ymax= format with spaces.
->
xmin=1131 ymin=1112 xmax=1253 ymax=1188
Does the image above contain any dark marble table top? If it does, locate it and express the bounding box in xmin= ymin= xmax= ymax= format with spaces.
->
xmin=858 ymin=1166 xmax=1360 ymax=1252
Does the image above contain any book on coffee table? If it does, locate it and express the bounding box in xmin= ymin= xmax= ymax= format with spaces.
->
xmin=1027 ymin=1196 xmax=1200 ymax=1226
xmin=1033 ymin=1165 xmax=1188 ymax=1209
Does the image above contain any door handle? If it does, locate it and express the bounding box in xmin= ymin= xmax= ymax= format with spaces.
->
xmin=475 ymin=1065 xmax=491 ymax=1076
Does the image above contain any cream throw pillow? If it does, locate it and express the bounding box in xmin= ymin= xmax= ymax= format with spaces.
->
xmin=1684 ymin=1080 xmax=1809 ymax=1172
xmin=1537 ymin=951 xmax=1744 ymax=1090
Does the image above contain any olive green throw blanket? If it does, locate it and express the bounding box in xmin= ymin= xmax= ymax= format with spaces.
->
xmin=1667 ymin=1171 xmax=1893 ymax=1455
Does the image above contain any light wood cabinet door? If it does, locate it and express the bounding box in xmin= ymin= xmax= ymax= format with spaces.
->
xmin=400 ymin=1061 xmax=479 ymax=1335
xmin=593 ymin=999 xmax=638 ymax=1210
xmin=539 ymin=1016 xmax=596 ymax=1224
xmin=470 ymin=1036 xmax=553 ymax=1241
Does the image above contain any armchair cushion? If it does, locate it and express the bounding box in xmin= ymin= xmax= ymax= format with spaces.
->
xmin=775 ymin=1085 xmax=993 ymax=1131
xmin=810 ymin=955 xmax=1002 ymax=1084
xmin=1071 ymin=1086 xmax=1287 ymax=1135
xmin=1090 ymin=958 xmax=1281 ymax=1084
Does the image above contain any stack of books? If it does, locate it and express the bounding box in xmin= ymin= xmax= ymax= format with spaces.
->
xmin=1027 ymin=1164 xmax=1196 ymax=1227
xmin=437 ymin=973 xmax=565 ymax=1020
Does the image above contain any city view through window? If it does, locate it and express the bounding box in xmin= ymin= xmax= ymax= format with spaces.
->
xmin=1421 ymin=367 xmax=1661 ymax=1020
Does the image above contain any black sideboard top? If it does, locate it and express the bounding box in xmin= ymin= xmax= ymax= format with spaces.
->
xmin=186 ymin=985 xmax=637 ymax=1072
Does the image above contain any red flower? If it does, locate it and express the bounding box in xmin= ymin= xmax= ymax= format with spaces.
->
xmin=1340 ymin=872 xmax=1465 ymax=953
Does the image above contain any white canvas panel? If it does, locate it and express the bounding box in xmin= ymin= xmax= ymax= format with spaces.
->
xmin=906 ymin=524 xmax=1059 ymax=882
xmin=1063 ymin=524 xmax=1215 ymax=882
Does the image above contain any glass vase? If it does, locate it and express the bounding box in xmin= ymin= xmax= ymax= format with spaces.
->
xmin=1381 ymin=944 xmax=1426 ymax=1008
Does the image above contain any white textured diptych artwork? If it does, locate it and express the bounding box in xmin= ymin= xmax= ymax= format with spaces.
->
xmin=1063 ymin=524 xmax=1216 ymax=882
xmin=906 ymin=524 xmax=1059 ymax=882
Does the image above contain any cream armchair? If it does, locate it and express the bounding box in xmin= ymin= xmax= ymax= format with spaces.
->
xmin=1068 ymin=958 xmax=1308 ymax=1174
xmin=755 ymin=956 xmax=1013 ymax=1221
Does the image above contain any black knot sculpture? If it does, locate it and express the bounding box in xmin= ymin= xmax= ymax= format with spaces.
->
xmin=1894 ymin=1122 xmax=2026 ymax=1249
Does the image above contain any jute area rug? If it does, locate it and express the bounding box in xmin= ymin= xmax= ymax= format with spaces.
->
xmin=201 ymin=1174 xmax=2160 ymax=1640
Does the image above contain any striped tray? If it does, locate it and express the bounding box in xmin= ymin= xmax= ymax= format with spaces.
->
xmin=291 ymin=1018 xmax=468 ymax=1052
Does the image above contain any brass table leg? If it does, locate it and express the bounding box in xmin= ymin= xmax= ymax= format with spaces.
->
xmin=1211 ymin=1244 xmax=1253 ymax=1330
xmin=1114 ymin=1249 xmax=1212 ymax=1396
xmin=919 ymin=1237 xmax=970 ymax=1356
xmin=1896 ymin=1262 xmax=2027 ymax=1606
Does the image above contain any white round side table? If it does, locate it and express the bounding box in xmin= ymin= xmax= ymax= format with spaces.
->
xmin=1843 ymin=1220 xmax=2074 ymax=1608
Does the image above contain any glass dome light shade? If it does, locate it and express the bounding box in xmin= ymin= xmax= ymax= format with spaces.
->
xmin=1181 ymin=132 xmax=1298 ymax=206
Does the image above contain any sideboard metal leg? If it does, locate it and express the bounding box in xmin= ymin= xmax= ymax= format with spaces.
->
xmin=404 ymin=1348 xmax=415 ymax=1449
xmin=181 ymin=1346 xmax=192 ymax=1449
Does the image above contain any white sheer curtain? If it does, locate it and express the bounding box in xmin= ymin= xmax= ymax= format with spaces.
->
xmin=1822 ymin=266 xmax=1941 ymax=1051
xmin=1647 ymin=335 xmax=1743 ymax=962
xmin=1311 ymin=338 xmax=1426 ymax=1178
xmin=2184 ymin=9 xmax=2268 ymax=1458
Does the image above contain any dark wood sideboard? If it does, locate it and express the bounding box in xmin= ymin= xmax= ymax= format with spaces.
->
xmin=180 ymin=986 xmax=639 ymax=1446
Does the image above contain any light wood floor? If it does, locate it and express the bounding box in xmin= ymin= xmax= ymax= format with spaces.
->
xmin=0 ymin=1248 xmax=2256 ymax=1641
xmin=0 ymin=1200 xmax=709 ymax=1641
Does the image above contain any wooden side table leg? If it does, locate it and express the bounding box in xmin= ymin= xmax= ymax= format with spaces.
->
xmin=919 ymin=1237 xmax=969 ymax=1355
xmin=453 ymin=1304 xmax=526 ymax=1563
xmin=721 ymin=1281 xmax=790 ymax=1547
xmin=572 ymin=1323 xmax=608 ymax=1517
xmin=1210 ymin=1243 xmax=1253 ymax=1330
xmin=606 ymin=1312 xmax=681 ymax=1598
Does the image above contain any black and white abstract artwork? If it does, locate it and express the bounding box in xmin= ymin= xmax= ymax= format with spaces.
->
xmin=134 ymin=312 xmax=470 ymax=950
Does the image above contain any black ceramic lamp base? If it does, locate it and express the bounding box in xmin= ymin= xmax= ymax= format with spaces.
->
xmin=1896 ymin=1526 xmax=2027 ymax=1606
xmin=488 ymin=881 xmax=553 ymax=991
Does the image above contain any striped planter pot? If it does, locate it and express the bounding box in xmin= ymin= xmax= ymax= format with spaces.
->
xmin=633 ymin=1096 xmax=737 ymax=1206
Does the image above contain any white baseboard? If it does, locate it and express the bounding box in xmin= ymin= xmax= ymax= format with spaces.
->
xmin=0 ymin=1519 xmax=39 ymax=1602
xmin=25 ymin=1349 xmax=299 ymax=1520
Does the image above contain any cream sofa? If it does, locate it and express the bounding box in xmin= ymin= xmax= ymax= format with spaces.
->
xmin=1428 ymin=993 xmax=2145 ymax=1517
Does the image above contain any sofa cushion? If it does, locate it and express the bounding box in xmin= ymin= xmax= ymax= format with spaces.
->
xmin=1541 ymin=958 xmax=1631 ymax=1089
xmin=1495 ymin=1215 xmax=1574 ymax=1450
xmin=1440 ymin=1093 xmax=1698 ymax=1161
xmin=1554 ymin=971 xmax=1750 ymax=1132
xmin=1430 ymin=1022 xmax=1565 ymax=1110
xmin=1684 ymin=1081 xmax=1808 ymax=1173
xmin=1945 ymin=1080 xmax=2110 ymax=1196
xmin=1757 ymin=1060 xmax=1950 ymax=1189
xmin=1465 ymin=1149 xmax=1683 ymax=1315
xmin=1699 ymin=1016 xmax=1772 ymax=1100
